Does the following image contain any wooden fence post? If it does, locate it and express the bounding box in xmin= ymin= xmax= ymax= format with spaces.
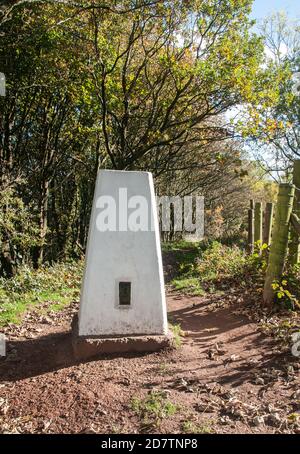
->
xmin=263 ymin=184 xmax=295 ymax=306
xmin=248 ymin=208 xmax=254 ymax=254
xmin=289 ymin=160 xmax=300 ymax=265
xmin=254 ymin=202 xmax=263 ymax=249
xmin=263 ymin=202 xmax=274 ymax=246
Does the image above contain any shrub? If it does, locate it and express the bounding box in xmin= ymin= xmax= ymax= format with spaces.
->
xmin=272 ymin=265 xmax=300 ymax=310
xmin=197 ymin=241 xmax=246 ymax=282
xmin=0 ymin=261 xmax=84 ymax=325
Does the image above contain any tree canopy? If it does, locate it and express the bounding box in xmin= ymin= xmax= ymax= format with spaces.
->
xmin=0 ymin=0 xmax=283 ymax=275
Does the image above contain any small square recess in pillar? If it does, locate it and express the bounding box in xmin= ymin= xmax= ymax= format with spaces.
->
xmin=119 ymin=282 xmax=131 ymax=306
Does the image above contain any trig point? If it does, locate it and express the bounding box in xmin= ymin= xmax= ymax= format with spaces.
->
xmin=72 ymin=170 xmax=173 ymax=359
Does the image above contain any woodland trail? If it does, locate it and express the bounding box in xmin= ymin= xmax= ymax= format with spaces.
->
xmin=0 ymin=254 xmax=299 ymax=434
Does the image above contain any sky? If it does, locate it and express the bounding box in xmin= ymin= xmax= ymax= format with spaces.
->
xmin=228 ymin=1 xmax=300 ymax=170
xmin=251 ymin=0 xmax=300 ymax=21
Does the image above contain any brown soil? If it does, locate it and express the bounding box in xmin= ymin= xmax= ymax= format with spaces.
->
xmin=0 ymin=255 xmax=299 ymax=434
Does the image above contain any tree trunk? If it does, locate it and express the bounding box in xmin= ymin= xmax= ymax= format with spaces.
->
xmin=0 ymin=111 xmax=16 ymax=276
xmin=0 ymin=234 xmax=15 ymax=277
xmin=263 ymin=202 xmax=274 ymax=246
xmin=289 ymin=160 xmax=300 ymax=265
xmin=263 ymin=184 xmax=295 ymax=307
xmin=32 ymin=179 xmax=49 ymax=268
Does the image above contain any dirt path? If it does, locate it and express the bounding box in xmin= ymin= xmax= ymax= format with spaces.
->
xmin=0 ymin=263 xmax=299 ymax=434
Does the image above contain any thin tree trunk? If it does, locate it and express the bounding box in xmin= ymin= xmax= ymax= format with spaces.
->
xmin=0 ymin=111 xmax=16 ymax=276
xmin=263 ymin=184 xmax=295 ymax=307
xmin=289 ymin=160 xmax=300 ymax=265
xmin=32 ymin=179 xmax=49 ymax=268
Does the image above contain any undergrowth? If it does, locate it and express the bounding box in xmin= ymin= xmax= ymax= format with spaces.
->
xmin=168 ymin=240 xmax=300 ymax=323
xmin=0 ymin=261 xmax=83 ymax=325
xmin=1 ymin=239 xmax=300 ymax=330
xmin=181 ymin=419 xmax=214 ymax=434
xmin=166 ymin=241 xmax=203 ymax=295
xmin=169 ymin=240 xmax=265 ymax=295
xmin=169 ymin=323 xmax=184 ymax=348
xmin=131 ymin=390 xmax=178 ymax=431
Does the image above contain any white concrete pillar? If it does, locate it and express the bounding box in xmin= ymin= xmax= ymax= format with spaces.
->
xmin=78 ymin=170 xmax=168 ymax=337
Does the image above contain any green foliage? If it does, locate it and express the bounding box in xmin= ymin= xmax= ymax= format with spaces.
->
xmin=271 ymin=280 xmax=296 ymax=309
xmin=162 ymin=241 xmax=200 ymax=253
xmin=197 ymin=241 xmax=246 ymax=283
xmin=0 ymin=261 xmax=83 ymax=325
xmin=242 ymin=13 xmax=300 ymax=168
xmin=169 ymin=240 xmax=300 ymax=312
xmin=168 ymin=323 xmax=184 ymax=348
xmin=272 ymin=266 xmax=300 ymax=310
xmin=167 ymin=242 xmax=204 ymax=295
xmin=169 ymin=240 xmax=268 ymax=296
xmin=131 ymin=391 xmax=178 ymax=431
xmin=172 ymin=277 xmax=205 ymax=296
xmin=0 ymin=0 xmax=281 ymax=277
xmin=182 ymin=419 xmax=214 ymax=434
xmin=0 ymin=188 xmax=38 ymax=275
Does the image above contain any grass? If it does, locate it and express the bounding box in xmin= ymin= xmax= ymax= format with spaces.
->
xmin=0 ymin=239 xmax=253 ymax=327
xmin=181 ymin=419 xmax=214 ymax=434
xmin=164 ymin=240 xmax=248 ymax=295
xmin=162 ymin=240 xmax=200 ymax=253
xmin=197 ymin=241 xmax=246 ymax=283
xmin=169 ymin=322 xmax=184 ymax=348
xmin=158 ymin=362 xmax=170 ymax=376
xmin=163 ymin=241 xmax=205 ymax=295
xmin=131 ymin=390 xmax=178 ymax=431
xmin=172 ymin=277 xmax=205 ymax=295
xmin=0 ymin=240 xmax=203 ymax=327
xmin=0 ymin=261 xmax=83 ymax=326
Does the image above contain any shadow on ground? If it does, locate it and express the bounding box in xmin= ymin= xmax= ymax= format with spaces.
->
xmin=167 ymin=298 xmax=292 ymax=387
xmin=0 ymin=331 xmax=152 ymax=382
